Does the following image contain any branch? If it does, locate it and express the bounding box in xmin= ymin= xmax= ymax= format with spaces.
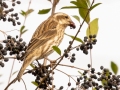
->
xmin=7 ymin=59 xmax=15 ymax=84
xmin=55 ymin=68 xmax=76 ymax=82
xmin=51 ymin=0 xmax=60 ymax=15
xmin=23 ymin=0 xmax=32 ymax=26
xmin=56 ymin=64 xmax=89 ymax=71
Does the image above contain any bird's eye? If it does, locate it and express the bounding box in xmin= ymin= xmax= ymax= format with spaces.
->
xmin=65 ymin=16 xmax=68 ymax=19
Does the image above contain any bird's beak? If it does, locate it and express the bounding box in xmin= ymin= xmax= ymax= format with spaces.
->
xmin=69 ymin=21 xmax=76 ymax=29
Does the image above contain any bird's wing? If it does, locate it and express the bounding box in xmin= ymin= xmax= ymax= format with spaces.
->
xmin=26 ymin=18 xmax=58 ymax=52
xmin=23 ymin=29 xmax=57 ymax=59
xmin=23 ymin=19 xmax=58 ymax=58
xmin=26 ymin=29 xmax=57 ymax=52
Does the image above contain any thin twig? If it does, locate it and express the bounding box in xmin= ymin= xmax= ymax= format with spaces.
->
xmin=4 ymin=78 xmax=17 ymax=90
xmin=19 ymin=0 xmax=32 ymax=38
xmin=0 ymin=30 xmax=7 ymax=39
xmin=90 ymin=49 xmax=92 ymax=68
xmin=55 ymin=68 xmax=76 ymax=82
xmin=0 ymin=30 xmax=7 ymax=35
xmin=70 ymin=44 xmax=81 ymax=50
xmin=57 ymin=64 xmax=89 ymax=71
xmin=21 ymin=78 xmax=27 ymax=90
xmin=7 ymin=59 xmax=16 ymax=84
xmin=23 ymin=0 xmax=32 ymax=25
xmin=88 ymin=0 xmax=95 ymax=68
xmin=4 ymin=56 xmax=16 ymax=59
xmin=51 ymin=0 xmax=60 ymax=15
xmin=5 ymin=29 xmax=19 ymax=33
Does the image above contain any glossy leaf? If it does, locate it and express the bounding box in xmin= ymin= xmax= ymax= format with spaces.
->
xmin=90 ymin=3 xmax=102 ymax=11
xmin=20 ymin=10 xmax=26 ymax=16
xmin=111 ymin=61 xmax=118 ymax=75
xmin=31 ymin=81 xmax=38 ymax=86
xmin=76 ymin=0 xmax=90 ymax=23
xmin=70 ymin=1 xmax=79 ymax=6
xmin=52 ymin=46 xmax=61 ymax=55
xmin=72 ymin=15 xmax=80 ymax=22
xmin=78 ymin=71 xmax=83 ymax=75
xmin=79 ymin=8 xmax=90 ymax=24
xmin=21 ymin=29 xmax=28 ymax=35
xmin=101 ymin=79 xmax=107 ymax=86
xmin=20 ymin=26 xmax=25 ymax=33
xmin=30 ymin=63 xmax=35 ymax=68
xmin=61 ymin=6 xmax=80 ymax=9
xmin=86 ymin=0 xmax=90 ymax=7
xmin=61 ymin=0 xmax=90 ymax=23
xmin=92 ymin=88 xmax=96 ymax=90
xmin=77 ymin=0 xmax=88 ymax=8
xmin=86 ymin=18 xmax=99 ymax=37
xmin=65 ymin=33 xmax=84 ymax=43
xmin=38 ymin=8 xmax=51 ymax=14
xmin=20 ymin=9 xmax=34 ymax=16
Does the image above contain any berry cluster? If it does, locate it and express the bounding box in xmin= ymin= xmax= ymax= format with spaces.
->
xmin=67 ymin=65 xmax=120 ymax=90
xmin=0 ymin=0 xmax=21 ymax=26
xmin=64 ymin=35 xmax=97 ymax=63
xmin=64 ymin=49 xmax=76 ymax=63
xmin=27 ymin=64 xmax=54 ymax=89
xmin=80 ymin=34 xmax=97 ymax=55
xmin=0 ymin=35 xmax=27 ymax=67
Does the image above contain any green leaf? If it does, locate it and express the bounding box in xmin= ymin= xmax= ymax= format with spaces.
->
xmin=20 ymin=25 xmax=25 ymax=33
xmin=20 ymin=26 xmax=28 ymax=35
xmin=85 ymin=0 xmax=90 ymax=7
xmin=78 ymin=71 xmax=83 ymax=75
xmin=20 ymin=10 xmax=26 ymax=16
xmin=79 ymin=8 xmax=90 ymax=24
xmin=20 ymin=9 xmax=34 ymax=16
xmin=72 ymin=15 xmax=80 ymax=22
xmin=30 ymin=64 xmax=35 ymax=69
xmin=21 ymin=29 xmax=28 ymax=35
xmin=70 ymin=1 xmax=79 ymax=6
xmin=52 ymin=46 xmax=61 ymax=55
xmin=101 ymin=79 xmax=107 ymax=86
xmin=90 ymin=3 xmax=102 ymax=11
xmin=76 ymin=0 xmax=90 ymax=23
xmin=61 ymin=0 xmax=90 ymax=23
xmin=65 ymin=33 xmax=84 ymax=43
xmin=31 ymin=81 xmax=38 ymax=86
xmin=86 ymin=18 xmax=99 ymax=37
xmin=92 ymin=88 xmax=96 ymax=90
xmin=61 ymin=6 xmax=80 ymax=9
xmin=38 ymin=8 xmax=51 ymax=14
xmin=77 ymin=0 xmax=88 ymax=8
xmin=111 ymin=61 xmax=118 ymax=75
xmin=25 ymin=9 xmax=34 ymax=16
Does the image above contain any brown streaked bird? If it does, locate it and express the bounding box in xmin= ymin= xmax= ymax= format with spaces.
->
xmin=17 ymin=12 xmax=76 ymax=81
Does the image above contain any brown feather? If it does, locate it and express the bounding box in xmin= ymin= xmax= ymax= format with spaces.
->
xmin=16 ymin=12 xmax=75 ymax=81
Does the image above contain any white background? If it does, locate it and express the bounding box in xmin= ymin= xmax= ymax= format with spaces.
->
xmin=0 ymin=0 xmax=120 ymax=90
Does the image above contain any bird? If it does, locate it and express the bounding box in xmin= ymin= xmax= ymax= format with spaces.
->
xmin=16 ymin=12 xmax=76 ymax=82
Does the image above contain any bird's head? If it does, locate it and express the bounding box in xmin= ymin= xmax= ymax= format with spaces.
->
xmin=53 ymin=12 xmax=76 ymax=29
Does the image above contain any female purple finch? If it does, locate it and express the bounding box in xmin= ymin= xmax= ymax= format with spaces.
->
xmin=17 ymin=12 xmax=76 ymax=81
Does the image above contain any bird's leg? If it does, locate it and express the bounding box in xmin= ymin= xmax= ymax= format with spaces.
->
xmin=43 ymin=57 xmax=47 ymax=66
xmin=44 ymin=57 xmax=57 ymax=64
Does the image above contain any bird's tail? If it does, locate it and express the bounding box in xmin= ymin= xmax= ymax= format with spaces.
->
xmin=17 ymin=55 xmax=37 ymax=81
xmin=17 ymin=65 xmax=26 ymax=82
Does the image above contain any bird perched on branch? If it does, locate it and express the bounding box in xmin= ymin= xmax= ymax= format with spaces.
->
xmin=17 ymin=12 xmax=76 ymax=81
